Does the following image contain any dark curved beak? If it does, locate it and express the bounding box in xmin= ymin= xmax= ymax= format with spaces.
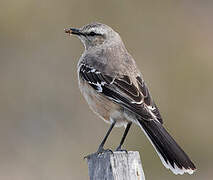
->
xmin=64 ymin=28 xmax=81 ymax=35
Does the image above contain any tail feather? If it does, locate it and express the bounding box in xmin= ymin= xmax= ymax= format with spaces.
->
xmin=138 ymin=120 xmax=196 ymax=175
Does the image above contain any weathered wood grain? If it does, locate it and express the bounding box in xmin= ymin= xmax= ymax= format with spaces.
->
xmin=86 ymin=151 xmax=145 ymax=180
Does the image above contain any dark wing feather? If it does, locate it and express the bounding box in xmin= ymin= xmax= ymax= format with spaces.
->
xmin=136 ymin=76 xmax=163 ymax=123
xmin=79 ymin=63 xmax=163 ymax=123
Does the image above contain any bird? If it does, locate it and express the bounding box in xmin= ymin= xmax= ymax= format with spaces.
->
xmin=64 ymin=22 xmax=196 ymax=175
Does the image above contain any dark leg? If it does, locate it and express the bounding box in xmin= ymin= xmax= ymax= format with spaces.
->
xmin=116 ymin=122 xmax=132 ymax=151
xmin=97 ymin=121 xmax=116 ymax=153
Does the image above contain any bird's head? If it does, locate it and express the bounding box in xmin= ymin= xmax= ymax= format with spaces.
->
xmin=65 ymin=22 xmax=122 ymax=50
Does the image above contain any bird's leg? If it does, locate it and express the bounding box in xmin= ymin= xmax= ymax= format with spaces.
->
xmin=97 ymin=121 xmax=116 ymax=153
xmin=116 ymin=122 xmax=132 ymax=152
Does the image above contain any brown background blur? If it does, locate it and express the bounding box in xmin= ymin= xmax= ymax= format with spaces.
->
xmin=0 ymin=0 xmax=212 ymax=179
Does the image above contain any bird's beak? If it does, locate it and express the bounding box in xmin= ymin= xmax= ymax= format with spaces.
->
xmin=64 ymin=28 xmax=81 ymax=36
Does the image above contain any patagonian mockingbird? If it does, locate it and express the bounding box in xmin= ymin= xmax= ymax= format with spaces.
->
xmin=64 ymin=22 xmax=196 ymax=175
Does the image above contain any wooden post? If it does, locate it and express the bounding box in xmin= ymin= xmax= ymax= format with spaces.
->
xmin=86 ymin=151 xmax=145 ymax=180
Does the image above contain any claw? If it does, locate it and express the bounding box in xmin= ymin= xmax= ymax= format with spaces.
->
xmin=84 ymin=148 xmax=113 ymax=160
xmin=97 ymin=147 xmax=113 ymax=154
xmin=115 ymin=146 xmax=128 ymax=153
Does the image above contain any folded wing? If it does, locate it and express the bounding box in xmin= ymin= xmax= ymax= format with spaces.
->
xmin=79 ymin=63 xmax=163 ymax=123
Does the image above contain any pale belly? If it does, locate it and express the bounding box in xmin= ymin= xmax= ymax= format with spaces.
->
xmin=78 ymin=79 xmax=130 ymax=127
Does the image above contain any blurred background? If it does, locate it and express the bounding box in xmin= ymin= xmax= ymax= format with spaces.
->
xmin=0 ymin=0 xmax=212 ymax=179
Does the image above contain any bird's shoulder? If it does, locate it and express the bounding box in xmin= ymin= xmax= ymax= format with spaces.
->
xmin=79 ymin=47 xmax=139 ymax=75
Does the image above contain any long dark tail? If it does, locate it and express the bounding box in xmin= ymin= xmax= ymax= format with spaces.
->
xmin=138 ymin=120 xmax=196 ymax=175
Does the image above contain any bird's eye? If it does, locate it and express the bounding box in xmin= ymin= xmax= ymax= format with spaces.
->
xmin=88 ymin=31 xmax=96 ymax=36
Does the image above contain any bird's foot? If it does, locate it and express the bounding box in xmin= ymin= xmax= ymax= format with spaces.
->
xmin=84 ymin=147 xmax=113 ymax=159
xmin=96 ymin=146 xmax=113 ymax=154
xmin=115 ymin=146 xmax=128 ymax=153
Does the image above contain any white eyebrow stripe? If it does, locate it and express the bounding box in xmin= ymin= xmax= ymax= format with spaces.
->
xmin=87 ymin=27 xmax=106 ymax=35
